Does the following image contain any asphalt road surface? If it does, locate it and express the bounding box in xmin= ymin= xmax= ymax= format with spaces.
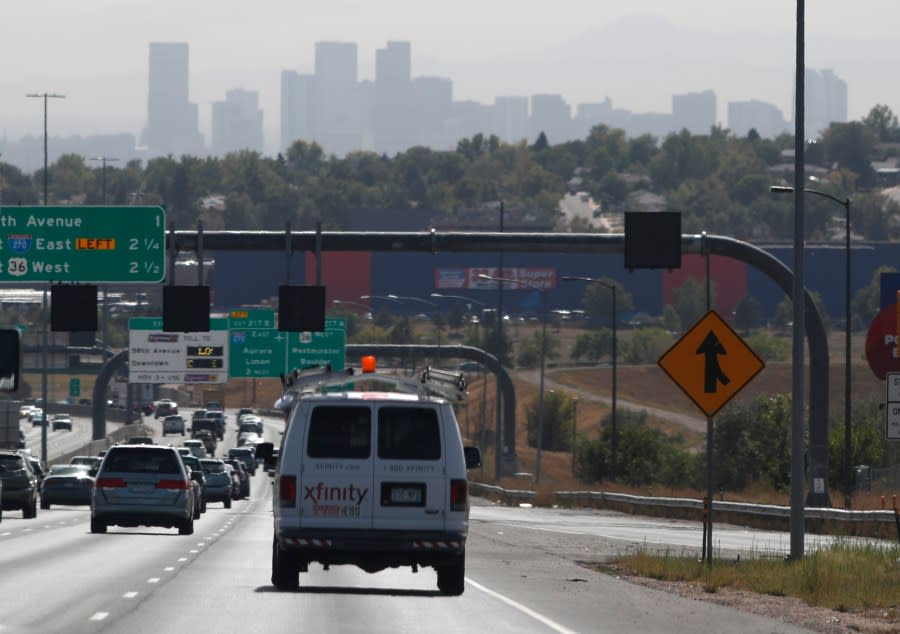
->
xmin=0 ymin=408 xmax=825 ymax=633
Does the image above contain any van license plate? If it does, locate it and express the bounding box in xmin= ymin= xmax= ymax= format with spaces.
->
xmin=382 ymin=483 xmax=425 ymax=506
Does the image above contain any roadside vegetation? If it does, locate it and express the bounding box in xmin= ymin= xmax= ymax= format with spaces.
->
xmin=611 ymin=542 xmax=900 ymax=621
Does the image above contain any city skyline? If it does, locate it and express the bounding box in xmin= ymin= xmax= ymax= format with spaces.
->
xmin=3 ymin=7 xmax=897 ymax=163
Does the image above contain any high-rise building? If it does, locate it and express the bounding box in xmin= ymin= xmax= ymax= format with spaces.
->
xmin=314 ymin=42 xmax=360 ymax=156
xmin=804 ymin=69 xmax=848 ymax=139
xmin=280 ymin=71 xmax=316 ymax=153
xmin=727 ymin=99 xmax=789 ymax=139
xmin=211 ymin=89 xmax=264 ymax=156
xmin=142 ymin=42 xmax=203 ymax=156
xmin=375 ymin=41 xmax=413 ymax=155
xmin=672 ymin=90 xmax=716 ymax=135
xmin=530 ymin=94 xmax=572 ymax=144
xmin=492 ymin=97 xmax=529 ymax=143
xmin=411 ymin=77 xmax=453 ymax=149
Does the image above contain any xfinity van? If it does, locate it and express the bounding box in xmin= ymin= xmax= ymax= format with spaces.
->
xmin=271 ymin=363 xmax=480 ymax=595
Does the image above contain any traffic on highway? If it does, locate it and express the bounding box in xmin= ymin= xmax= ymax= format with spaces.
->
xmin=0 ymin=393 xmax=855 ymax=633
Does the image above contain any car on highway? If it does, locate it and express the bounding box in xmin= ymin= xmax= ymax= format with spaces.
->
xmin=236 ymin=407 xmax=254 ymax=423
xmin=27 ymin=457 xmax=45 ymax=487
xmin=40 ymin=464 xmax=94 ymax=508
xmin=199 ymin=458 xmax=232 ymax=508
xmin=223 ymin=463 xmax=240 ymax=499
xmin=90 ymin=444 xmax=196 ymax=535
xmin=237 ymin=429 xmax=262 ymax=447
xmin=182 ymin=439 xmax=207 ymax=459
xmin=204 ymin=411 xmax=225 ymax=439
xmin=224 ymin=458 xmax=249 ymax=499
xmin=30 ymin=412 xmax=48 ymax=428
xmin=239 ymin=417 xmax=263 ymax=436
xmin=51 ymin=413 xmax=73 ymax=432
xmin=19 ymin=404 xmax=35 ymax=418
xmin=227 ymin=447 xmax=256 ymax=476
xmin=70 ymin=455 xmax=102 ymax=470
xmin=162 ymin=415 xmax=186 ymax=436
xmin=0 ymin=450 xmax=39 ymax=518
xmin=179 ymin=454 xmax=207 ymax=516
xmin=154 ymin=399 xmax=178 ymax=418
xmin=127 ymin=436 xmax=154 ymax=445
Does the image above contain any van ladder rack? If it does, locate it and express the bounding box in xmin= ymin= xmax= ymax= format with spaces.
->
xmin=277 ymin=364 xmax=467 ymax=408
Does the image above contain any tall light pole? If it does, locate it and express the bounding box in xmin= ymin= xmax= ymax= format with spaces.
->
xmin=772 ymin=184 xmax=852 ymax=508
xmin=562 ymin=275 xmax=618 ymax=480
xmin=26 ymin=92 xmax=64 ymax=467
xmin=430 ymin=293 xmax=488 ymax=345
xmin=26 ymin=93 xmax=65 ymax=206
xmin=478 ymin=273 xmax=548 ymax=484
xmin=90 ymin=156 xmax=119 ymax=204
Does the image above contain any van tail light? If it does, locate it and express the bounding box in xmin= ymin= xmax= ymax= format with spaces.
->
xmin=96 ymin=477 xmax=126 ymax=489
xmin=450 ymin=479 xmax=468 ymax=512
xmin=156 ymin=479 xmax=190 ymax=490
xmin=279 ymin=475 xmax=297 ymax=508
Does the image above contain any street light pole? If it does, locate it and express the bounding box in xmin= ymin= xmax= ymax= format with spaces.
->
xmin=26 ymin=92 xmax=64 ymax=468
xmin=90 ymin=156 xmax=119 ymax=204
xmin=771 ymin=184 xmax=852 ymax=508
xmin=562 ymin=275 xmax=618 ymax=479
xmin=478 ymin=273 xmax=548 ymax=484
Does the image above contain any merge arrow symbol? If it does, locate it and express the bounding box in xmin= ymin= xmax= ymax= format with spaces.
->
xmin=696 ymin=331 xmax=730 ymax=393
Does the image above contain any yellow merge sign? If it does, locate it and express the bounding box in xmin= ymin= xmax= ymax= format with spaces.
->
xmin=657 ymin=310 xmax=765 ymax=417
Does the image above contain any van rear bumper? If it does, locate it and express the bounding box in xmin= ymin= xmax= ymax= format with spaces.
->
xmin=277 ymin=529 xmax=466 ymax=568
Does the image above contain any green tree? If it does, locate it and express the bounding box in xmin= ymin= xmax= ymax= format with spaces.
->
xmin=624 ymin=327 xmax=674 ymax=364
xmin=662 ymin=305 xmax=682 ymax=333
xmin=821 ymin=121 xmax=878 ymax=186
xmin=673 ymin=278 xmax=712 ymax=329
xmin=525 ymin=389 xmax=575 ymax=451
xmin=571 ymin=330 xmax=613 ymax=363
xmin=853 ymin=265 xmax=897 ymax=328
xmin=579 ymin=279 xmax=633 ymax=327
xmin=733 ymin=294 xmax=763 ymax=334
xmin=515 ymin=329 xmax=560 ymax=369
xmin=827 ymin=396 xmax=887 ymax=490
xmin=862 ymin=104 xmax=900 ymax=142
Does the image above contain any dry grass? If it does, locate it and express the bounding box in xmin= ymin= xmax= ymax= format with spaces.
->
xmin=614 ymin=543 xmax=900 ymax=615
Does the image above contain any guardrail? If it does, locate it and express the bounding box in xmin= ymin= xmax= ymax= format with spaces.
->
xmin=470 ymin=483 xmax=900 ymax=540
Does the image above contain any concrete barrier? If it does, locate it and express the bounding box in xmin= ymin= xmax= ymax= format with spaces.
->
xmin=469 ymin=483 xmax=898 ymax=540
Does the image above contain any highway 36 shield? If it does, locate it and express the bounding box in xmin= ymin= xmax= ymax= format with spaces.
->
xmin=657 ymin=310 xmax=765 ymax=417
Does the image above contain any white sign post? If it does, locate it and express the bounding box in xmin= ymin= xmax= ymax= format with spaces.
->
xmin=885 ymin=372 xmax=900 ymax=440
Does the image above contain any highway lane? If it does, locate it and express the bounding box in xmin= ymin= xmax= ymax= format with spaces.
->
xmin=0 ymin=407 xmax=817 ymax=633
xmin=0 ymin=474 xmax=813 ymax=634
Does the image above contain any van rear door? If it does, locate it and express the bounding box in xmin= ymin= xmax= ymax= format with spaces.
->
xmin=373 ymin=405 xmax=445 ymax=531
xmin=298 ymin=404 xmax=374 ymax=530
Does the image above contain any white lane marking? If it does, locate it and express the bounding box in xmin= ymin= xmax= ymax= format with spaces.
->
xmin=1 ymin=532 xmax=10 ymax=537
xmin=123 ymin=592 xmax=138 ymax=599
xmin=147 ymin=578 xmax=160 ymax=584
xmin=196 ymin=543 xmax=205 ymax=547
xmin=189 ymin=550 xmax=198 ymax=554
xmin=23 ymin=528 xmax=33 ymax=532
xmin=89 ymin=612 xmax=109 ymax=621
xmin=466 ymin=579 xmax=579 ymax=634
xmin=177 ymin=557 xmax=188 ymax=562
xmin=164 ymin=567 xmax=174 ymax=572
xmin=495 ymin=522 xmax=586 ymax=536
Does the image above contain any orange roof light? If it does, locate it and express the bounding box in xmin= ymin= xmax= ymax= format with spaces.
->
xmin=361 ymin=356 xmax=376 ymax=373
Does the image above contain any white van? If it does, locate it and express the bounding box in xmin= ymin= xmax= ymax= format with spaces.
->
xmin=271 ymin=364 xmax=481 ymax=595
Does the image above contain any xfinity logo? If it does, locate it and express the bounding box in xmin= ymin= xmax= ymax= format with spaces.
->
xmin=304 ymin=482 xmax=369 ymax=505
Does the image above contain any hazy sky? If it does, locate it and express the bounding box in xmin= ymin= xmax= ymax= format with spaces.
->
xmin=4 ymin=1 xmax=898 ymax=151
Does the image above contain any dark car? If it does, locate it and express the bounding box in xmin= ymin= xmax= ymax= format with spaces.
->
xmin=90 ymin=445 xmax=195 ymax=534
xmin=127 ymin=436 xmax=154 ymax=445
xmin=40 ymin=464 xmax=94 ymax=508
xmin=27 ymin=457 xmax=45 ymax=487
xmin=180 ymin=454 xmax=207 ymax=515
xmin=227 ymin=447 xmax=257 ymax=476
xmin=224 ymin=458 xmax=249 ymax=499
xmin=0 ymin=450 xmax=39 ymax=518
xmin=199 ymin=459 xmax=232 ymax=508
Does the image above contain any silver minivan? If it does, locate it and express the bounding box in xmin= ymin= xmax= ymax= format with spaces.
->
xmin=90 ymin=445 xmax=195 ymax=535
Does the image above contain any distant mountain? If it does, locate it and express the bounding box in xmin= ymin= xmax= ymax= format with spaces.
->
xmin=417 ymin=14 xmax=899 ymax=124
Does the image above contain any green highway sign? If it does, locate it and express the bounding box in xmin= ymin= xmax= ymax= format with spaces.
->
xmin=69 ymin=378 xmax=80 ymax=397
xmin=286 ymin=318 xmax=346 ymax=372
xmin=0 ymin=206 xmax=165 ymax=282
xmin=228 ymin=309 xmax=285 ymax=378
xmin=229 ymin=311 xmax=345 ymax=377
